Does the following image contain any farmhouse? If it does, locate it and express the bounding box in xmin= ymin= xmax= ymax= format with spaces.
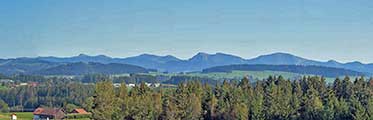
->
xmin=33 ymin=108 xmax=65 ymax=120
xmin=71 ymin=109 xmax=89 ymax=114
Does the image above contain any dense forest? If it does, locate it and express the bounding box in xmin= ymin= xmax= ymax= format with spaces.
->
xmin=91 ymin=76 xmax=373 ymax=120
xmin=1 ymin=74 xmax=373 ymax=120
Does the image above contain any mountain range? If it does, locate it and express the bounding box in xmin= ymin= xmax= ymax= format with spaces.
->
xmin=0 ymin=52 xmax=372 ymax=75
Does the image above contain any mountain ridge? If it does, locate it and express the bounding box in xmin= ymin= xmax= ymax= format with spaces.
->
xmin=1 ymin=52 xmax=373 ymax=74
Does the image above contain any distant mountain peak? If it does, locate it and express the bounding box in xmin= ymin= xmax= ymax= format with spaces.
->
xmin=192 ymin=52 xmax=239 ymax=58
xmin=216 ymin=52 xmax=230 ymax=55
xmin=327 ymin=60 xmax=339 ymax=63
xmin=78 ymin=54 xmax=89 ymax=57
xmin=267 ymin=52 xmax=298 ymax=57
xmin=139 ymin=53 xmax=156 ymax=57
xmin=190 ymin=52 xmax=211 ymax=60
xmin=196 ymin=52 xmax=210 ymax=56
xmin=136 ymin=53 xmax=179 ymax=60
xmin=95 ymin=55 xmax=111 ymax=58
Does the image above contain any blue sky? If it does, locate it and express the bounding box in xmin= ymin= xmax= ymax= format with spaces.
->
xmin=1 ymin=0 xmax=373 ymax=63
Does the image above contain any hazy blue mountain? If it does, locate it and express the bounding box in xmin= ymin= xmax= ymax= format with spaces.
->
xmin=202 ymin=64 xmax=366 ymax=77
xmin=0 ymin=59 xmax=6 ymax=64
xmin=37 ymin=54 xmax=114 ymax=63
xmin=0 ymin=58 xmax=61 ymax=75
xmin=34 ymin=62 xmax=151 ymax=75
xmin=181 ymin=52 xmax=247 ymax=72
xmin=1 ymin=52 xmax=373 ymax=74
xmin=116 ymin=54 xmax=181 ymax=70
xmin=247 ymin=53 xmax=320 ymax=65
xmin=245 ymin=52 xmax=373 ymax=74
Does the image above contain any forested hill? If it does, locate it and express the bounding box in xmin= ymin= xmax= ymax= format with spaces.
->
xmin=33 ymin=62 xmax=153 ymax=75
xmin=202 ymin=64 xmax=367 ymax=77
xmin=2 ymin=52 xmax=373 ymax=74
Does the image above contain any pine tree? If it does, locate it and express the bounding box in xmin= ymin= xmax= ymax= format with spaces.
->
xmin=333 ymin=77 xmax=343 ymax=98
xmin=231 ymin=102 xmax=248 ymax=120
xmin=302 ymin=87 xmax=323 ymax=120
xmin=215 ymin=80 xmax=232 ymax=119
xmin=92 ymin=80 xmax=117 ymax=120
xmin=116 ymin=83 xmax=128 ymax=119
xmin=335 ymin=98 xmax=351 ymax=119
xmin=160 ymin=95 xmax=178 ymax=120
xmin=152 ymin=92 xmax=163 ymax=119
xmin=351 ymin=96 xmax=368 ymax=120
xmin=239 ymin=77 xmax=253 ymax=110
xmin=251 ymin=81 xmax=265 ymax=120
xmin=323 ymin=89 xmax=337 ymax=120
xmin=366 ymin=96 xmax=373 ymax=119
xmin=202 ymin=84 xmax=217 ymax=119
xmin=185 ymin=93 xmax=202 ymax=120
xmin=277 ymin=78 xmax=293 ymax=119
xmin=341 ymin=76 xmax=353 ymax=99
xmin=290 ymin=80 xmax=303 ymax=119
xmin=128 ymin=83 xmax=156 ymax=120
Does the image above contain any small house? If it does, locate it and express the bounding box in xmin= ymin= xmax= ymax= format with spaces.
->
xmin=71 ymin=109 xmax=89 ymax=114
xmin=67 ymin=108 xmax=91 ymax=119
xmin=33 ymin=108 xmax=65 ymax=120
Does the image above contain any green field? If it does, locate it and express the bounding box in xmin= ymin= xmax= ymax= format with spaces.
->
xmin=144 ymin=71 xmax=360 ymax=83
xmin=145 ymin=70 xmax=303 ymax=80
xmin=188 ymin=71 xmax=303 ymax=80
xmin=0 ymin=112 xmax=91 ymax=120
xmin=0 ymin=112 xmax=33 ymax=120
xmin=0 ymin=85 xmax=7 ymax=90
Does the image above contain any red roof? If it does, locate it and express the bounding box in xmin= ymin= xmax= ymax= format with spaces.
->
xmin=33 ymin=108 xmax=65 ymax=115
xmin=72 ymin=109 xmax=89 ymax=114
xmin=33 ymin=108 xmax=44 ymax=114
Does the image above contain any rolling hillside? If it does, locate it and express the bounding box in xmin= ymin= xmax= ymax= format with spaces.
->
xmin=1 ymin=52 xmax=373 ymax=74
xmin=202 ymin=64 xmax=366 ymax=77
xmin=33 ymin=62 xmax=152 ymax=75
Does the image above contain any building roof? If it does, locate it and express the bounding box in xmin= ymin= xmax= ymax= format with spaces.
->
xmin=72 ymin=109 xmax=89 ymax=114
xmin=33 ymin=108 xmax=65 ymax=116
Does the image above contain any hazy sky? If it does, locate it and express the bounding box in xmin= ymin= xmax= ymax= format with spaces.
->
xmin=1 ymin=0 xmax=373 ymax=63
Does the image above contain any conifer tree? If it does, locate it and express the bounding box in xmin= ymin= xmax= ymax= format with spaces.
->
xmin=351 ymin=96 xmax=368 ymax=120
xmin=251 ymin=81 xmax=265 ymax=120
xmin=93 ymin=80 xmax=117 ymax=120
xmin=323 ymin=89 xmax=338 ymax=120
xmin=303 ymin=87 xmax=323 ymax=120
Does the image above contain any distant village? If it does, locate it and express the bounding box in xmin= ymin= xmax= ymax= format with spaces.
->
xmin=1 ymin=78 xmax=163 ymax=120
xmin=1 ymin=78 xmax=162 ymax=89
xmin=10 ymin=107 xmax=91 ymax=120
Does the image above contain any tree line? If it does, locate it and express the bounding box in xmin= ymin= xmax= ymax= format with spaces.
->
xmin=92 ymin=76 xmax=373 ymax=120
xmin=0 ymin=78 xmax=94 ymax=112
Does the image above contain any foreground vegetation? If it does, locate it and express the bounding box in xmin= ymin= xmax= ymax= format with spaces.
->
xmin=92 ymin=76 xmax=373 ymax=120
xmin=0 ymin=74 xmax=372 ymax=120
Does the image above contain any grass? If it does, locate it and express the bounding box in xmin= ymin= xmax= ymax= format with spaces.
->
xmin=0 ymin=85 xmax=7 ymax=90
xmin=188 ymin=70 xmax=303 ymax=80
xmin=144 ymin=71 xmax=360 ymax=84
xmin=145 ymin=71 xmax=304 ymax=81
xmin=0 ymin=112 xmax=90 ymax=120
xmin=0 ymin=112 xmax=33 ymax=120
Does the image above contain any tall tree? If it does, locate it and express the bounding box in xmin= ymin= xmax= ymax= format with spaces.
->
xmin=302 ymin=87 xmax=323 ymax=120
xmin=92 ymin=80 xmax=117 ymax=120
xmin=251 ymin=81 xmax=265 ymax=120
xmin=350 ymin=96 xmax=368 ymax=120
